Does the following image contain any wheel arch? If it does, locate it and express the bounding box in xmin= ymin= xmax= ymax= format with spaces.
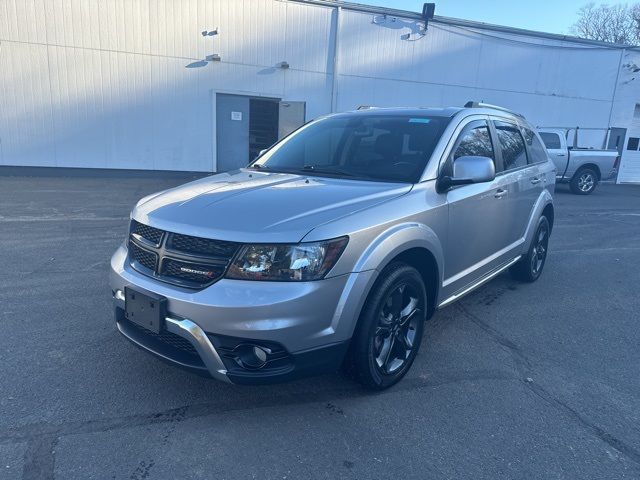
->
xmin=523 ymin=190 xmax=554 ymax=251
xmin=353 ymin=223 xmax=444 ymax=320
xmin=542 ymin=203 xmax=555 ymax=233
xmin=574 ymin=163 xmax=601 ymax=181
xmin=391 ymin=248 xmax=440 ymax=319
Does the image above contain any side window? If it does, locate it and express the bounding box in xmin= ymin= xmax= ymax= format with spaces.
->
xmin=523 ymin=128 xmax=549 ymax=164
xmin=540 ymin=132 xmax=562 ymax=150
xmin=452 ymin=121 xmax=495 ymax=163
xmin=494 ymin=121 xmax=528 ymax=171
xmin=627 ymin=137 xmax=639 ymax=151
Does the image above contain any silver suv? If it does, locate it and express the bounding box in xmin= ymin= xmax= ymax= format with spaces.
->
xmin=110 ymin=103 xmax=555 ymax=389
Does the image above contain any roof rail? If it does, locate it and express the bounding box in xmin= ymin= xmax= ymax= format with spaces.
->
xmin=464 ymin=101 xmax=524 ymax=118
xmin=357 ymin=105 xmax=379 ymax=110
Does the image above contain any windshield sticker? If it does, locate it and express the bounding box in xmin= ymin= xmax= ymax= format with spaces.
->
xmin=409 ymin=118 xmax=431 ymax=124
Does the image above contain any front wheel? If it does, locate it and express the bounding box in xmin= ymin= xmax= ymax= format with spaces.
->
xmin=510 ymin=216 xmax=550 ymax=283
xmin=346 ymin=262 xmax=427 ymax=390
xmin=570 ymin=167 xmax=598 ymax=195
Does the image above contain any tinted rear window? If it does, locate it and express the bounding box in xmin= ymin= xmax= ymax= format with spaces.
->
xmin=524 ymin=128 xmax=549 ymax=164
xmin=494 ymin=121 xmax=528 ymax=171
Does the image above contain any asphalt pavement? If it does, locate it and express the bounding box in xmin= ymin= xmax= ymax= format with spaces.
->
xmin=1 ymin=172 xmax=639 ymax=479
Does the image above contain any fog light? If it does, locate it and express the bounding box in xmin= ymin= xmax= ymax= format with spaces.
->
xmin=235 ymin=344 xmax=269 ymax=369
xmin=253 ymin=346 xmax=267 ymax=364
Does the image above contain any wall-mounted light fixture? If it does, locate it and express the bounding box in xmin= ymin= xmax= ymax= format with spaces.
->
xmin=201 ymin=28 xmax=218 ymax=37
xmin=422 ymin=3 xmax=435 ymax=24
xmin=279 ymin=61 xmax=290 ymax=69
xmin=206 ymin=54 xmax=222 ymax=62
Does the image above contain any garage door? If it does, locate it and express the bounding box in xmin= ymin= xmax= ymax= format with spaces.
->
xmin=618 ymin=151 xmax=640 ymax=184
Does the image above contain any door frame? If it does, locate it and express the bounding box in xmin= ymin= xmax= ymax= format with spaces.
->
xmin=211 ymin=89 xmax=282 ymax=172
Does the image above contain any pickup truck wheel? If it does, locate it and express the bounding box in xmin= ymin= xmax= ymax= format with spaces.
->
xmin=510 ymin=216 xmax=550 ymax=283
xmin=570 ymin=167 xmax=598 ymax=195
xmin=346 ymin=262 xmax=426 ymax=390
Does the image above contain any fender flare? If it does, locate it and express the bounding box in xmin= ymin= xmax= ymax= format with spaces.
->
xmin=350 ymin=222 xmax=445 ymax=315
xmin=523 ymin=190 xmax=554 ymax=252
xmin=354 ymin=222 xmax=444 ymax=275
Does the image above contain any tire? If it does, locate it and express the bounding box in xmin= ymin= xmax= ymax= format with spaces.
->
xmin=346 ymin=262 xmax=427 ymax=390
xmin=570 ymin=167 xmax=598 ymax=195
xmin=510 ymin=216 xmax=550 ymax=283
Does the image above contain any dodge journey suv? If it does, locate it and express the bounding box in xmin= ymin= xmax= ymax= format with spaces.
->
xmin=110 ymin=102 xmax=555 ymax=389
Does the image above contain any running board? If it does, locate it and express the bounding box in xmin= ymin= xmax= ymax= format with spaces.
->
xmin=437 ymin=256 xmax=522 ymax=309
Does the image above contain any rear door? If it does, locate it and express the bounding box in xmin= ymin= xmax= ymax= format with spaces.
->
xmin=492 ymin=120 xmax=542 ymax=244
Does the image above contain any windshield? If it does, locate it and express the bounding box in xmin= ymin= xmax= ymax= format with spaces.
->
xmin=251 ymin=114 xmax=451 ymax=183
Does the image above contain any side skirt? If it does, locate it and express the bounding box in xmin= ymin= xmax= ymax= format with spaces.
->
xmin=437 ymin=255 xmax=521 ymax=309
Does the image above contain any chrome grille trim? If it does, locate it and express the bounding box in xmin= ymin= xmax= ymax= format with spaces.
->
xmin=127 ymin=221 xmax=241 ymax=289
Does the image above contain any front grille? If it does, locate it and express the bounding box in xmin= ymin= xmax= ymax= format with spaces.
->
xmin=127 ymin=221 xmax=240 ymax=289
xmin=168 ymin=233 xmax=238 ymax=257
xmin=129 ymin=241 xmax=157 ymax=271
xmin=128 ymin=319 xmax=199 ymax=356
xmin=162 ymin=258 xmax=226 ymax=284
xmin=132 ymin=220 xmax=163 ymax=245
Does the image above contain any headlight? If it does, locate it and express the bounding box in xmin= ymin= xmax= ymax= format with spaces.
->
xmin=225 ymin=237 xmax=349 ymax=281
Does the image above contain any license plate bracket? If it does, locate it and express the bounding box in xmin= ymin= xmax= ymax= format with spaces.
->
xmin=124 ymin=287 xmax=166 ymax=334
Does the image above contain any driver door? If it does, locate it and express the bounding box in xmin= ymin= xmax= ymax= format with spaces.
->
xmin=442 ymin=119 xmax=513 ymax=296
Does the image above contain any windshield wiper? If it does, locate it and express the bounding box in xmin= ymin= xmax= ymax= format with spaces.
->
xmin=301 ymin=165 xmax=357 ymax=177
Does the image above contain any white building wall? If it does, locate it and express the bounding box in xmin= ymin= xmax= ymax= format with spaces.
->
xmin=0 ymin=0 xmax=637 ymax=179
xmin=610 ymin=50 xmax=640 ymax=183
xmin=0 ymin=0 xmax=335 ymax=171
xmin=334 ymin=11 xmax=623 ymax=133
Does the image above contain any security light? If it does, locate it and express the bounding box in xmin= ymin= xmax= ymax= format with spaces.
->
xmin=422 ymin=3 xmax=435 ymax=21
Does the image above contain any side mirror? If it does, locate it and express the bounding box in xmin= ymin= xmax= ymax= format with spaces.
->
xmin=258 ymin=148 xmax=268 ymax=157
xmin=438 ymin=156 xmax=495 ymax=192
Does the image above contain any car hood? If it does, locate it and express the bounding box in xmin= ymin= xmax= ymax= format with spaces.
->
xmin=132 ymin=169 xmax=412 ymax=243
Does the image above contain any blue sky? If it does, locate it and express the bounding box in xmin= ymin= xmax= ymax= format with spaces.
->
xmin=360 ymin=0 xmax=589 ymax=35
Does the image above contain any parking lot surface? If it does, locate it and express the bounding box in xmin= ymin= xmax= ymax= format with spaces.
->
xmin=1 ymin=173 xmax=639 ymax=480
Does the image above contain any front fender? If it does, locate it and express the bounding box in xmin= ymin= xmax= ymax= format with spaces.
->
xmin=353 ymin=222 xmax=444 ymax=283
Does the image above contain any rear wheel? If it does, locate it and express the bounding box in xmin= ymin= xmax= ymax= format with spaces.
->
xmin=346 ymin=262 xmax=427 ymax=390
xmin=570 ymin=167 xmax=598 ymax=195
xmin=511 ymin=216 xmax=550 ymax=283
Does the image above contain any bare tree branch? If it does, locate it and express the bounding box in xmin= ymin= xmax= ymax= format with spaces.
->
xmin=571 ymin=2 xmax=640 ymax=45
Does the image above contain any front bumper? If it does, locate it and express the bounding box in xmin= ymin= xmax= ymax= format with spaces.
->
xmin=110 ymin=245 xmax=375 ymax=383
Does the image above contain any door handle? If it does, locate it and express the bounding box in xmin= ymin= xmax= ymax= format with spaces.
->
xmin=494 ymin=188 xmax=508 ymax=199
xmin=556 ymin=153 xmax=565 ymax=157
xmin=530 ymin=177 xmax=542 ymax=185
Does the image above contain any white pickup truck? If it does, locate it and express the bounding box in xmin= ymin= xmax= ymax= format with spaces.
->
xmin=538 ymin=128 xmax=620 ymax=195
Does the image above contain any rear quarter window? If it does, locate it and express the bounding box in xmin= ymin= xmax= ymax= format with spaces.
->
xmin=524 ymin=128 xmax=549 ymax=164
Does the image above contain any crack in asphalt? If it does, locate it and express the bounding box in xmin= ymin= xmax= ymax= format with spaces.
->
xmin=3 ymin=370 xmax=513 ymax=446
xmin=455 ymin=301 xmax=640 ymax=467
xmin=22 ymin=434 xmax=58 ymax=480
xmin=9 ymin=371 xmax=515 ymax=480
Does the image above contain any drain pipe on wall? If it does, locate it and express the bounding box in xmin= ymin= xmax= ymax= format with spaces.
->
xmin=330 ymin=6 xmax=342 ymax=113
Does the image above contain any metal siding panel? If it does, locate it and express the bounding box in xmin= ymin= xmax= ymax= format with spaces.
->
xmin=0 ymin=0 xmax=632 ymax=172
xmin=1 ymin=42 xmax=56 ymax=166
xmin=283 ymin=70 xmax=332 ymax=118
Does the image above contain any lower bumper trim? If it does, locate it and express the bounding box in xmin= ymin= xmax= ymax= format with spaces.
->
xmin=115 ymin=304 xmax=230 ymax=383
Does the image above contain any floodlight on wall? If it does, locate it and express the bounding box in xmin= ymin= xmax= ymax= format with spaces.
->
xmin=201 ymin=28 xmax=218 ymax=37
xmin=422 ymin=3 xmax=435 ymax=22
xmin=206 ymin=54 xmax=222 ymax=62
xmin=279 ymin=61 xmax=290 ymax=69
